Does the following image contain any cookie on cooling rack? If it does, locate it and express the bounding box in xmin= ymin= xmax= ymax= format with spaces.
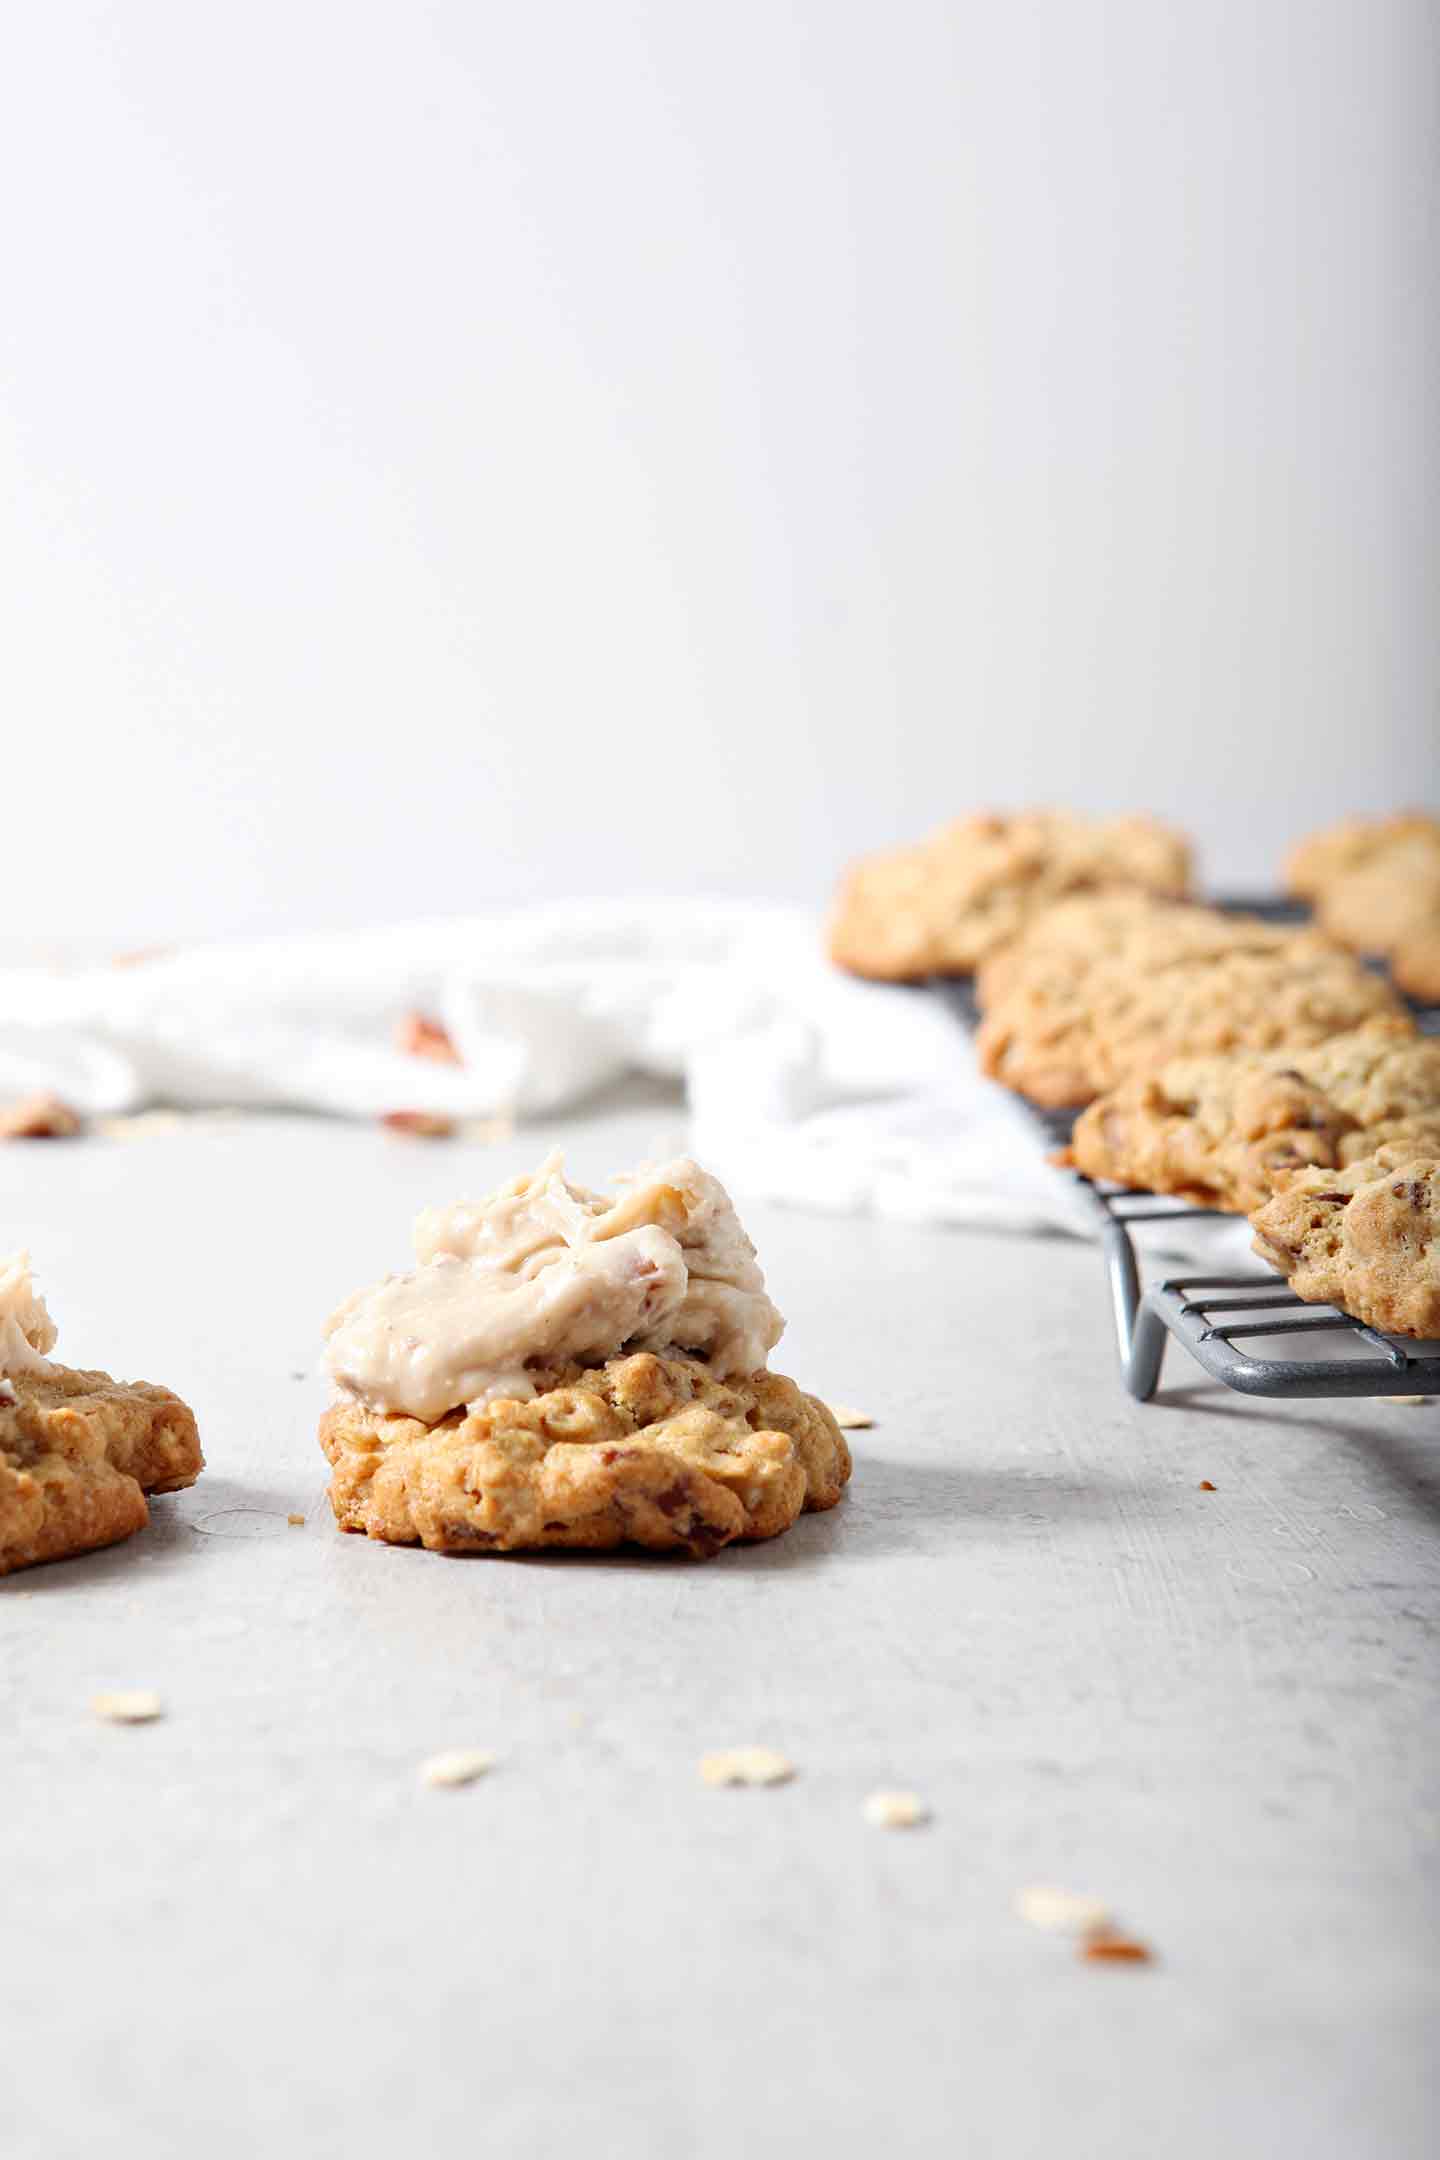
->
xmin=320 ymin=1153 xmax=850 ymax=1558
xmin=977 ymin=943 xmax=1406 ymax=1111
xmin=1250 ymin=1147 xmax=1440 ymax=1340
xmin=826 ymin=810 xmax=1192 ymax=982
xmin=0 ymin=1255 xmax=203 ymax=1576
xmin=1061 ymin=1053 xmax=1360 ymax=1214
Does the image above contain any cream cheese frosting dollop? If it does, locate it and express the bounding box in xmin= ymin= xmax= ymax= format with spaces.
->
xmin=0 ymin=1252 xmax=59 ymax=1380
xmin=323 ymin=1153 xmax=785 ymax=1422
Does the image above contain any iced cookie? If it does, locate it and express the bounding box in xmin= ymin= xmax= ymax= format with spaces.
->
xmin=320 ymin=1154 xmax=851 ymax=1557
xmin=0 ymin=1254 xmax=203 ymax=1576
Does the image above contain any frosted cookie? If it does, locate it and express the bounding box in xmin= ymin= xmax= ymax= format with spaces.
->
xmin=320 ymin=1154 xmax=851 ymax=1557
xmin=977 ymin=944 xmax=1404 ymax=1111
xmin=827 ymin=810 xmax=1192 ymax=982
xmin=0 ymin=1254 xmax=203 ymax=1576
xmin=1250 ymin=1148 xmax=1440 ymax=1339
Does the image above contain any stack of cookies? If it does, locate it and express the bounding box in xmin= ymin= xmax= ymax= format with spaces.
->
xmin=829 ymin=809 xmax=1440 ymax=1341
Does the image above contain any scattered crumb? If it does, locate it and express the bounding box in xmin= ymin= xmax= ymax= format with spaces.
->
xmin=1384 ymin=1395 xmax=1431 ymax=1408
xmin=381 ymin=1109 xmax=456 ymax=1139
xmin=824 ymin=1402 xmax=874 ymax=1430
xmin=286 ymin=1512 xmax=305 ymax=1527
xmin=91 ymin=1690 xmax=163 ymax=1724
xmin=420 ymin=1748 xmax=495 ymax=1789
xmin=111 ymin=947 xmax=174 ymax=969
xmin=862 ymin=1789 xmax=929 ymax=1829
xmin=1081 ymin=1935 xmax=1154 ymax=1965
xmin=1015 ymin=1884 xmax=1111 ymax=1936
xmin=95 ymin=1111 xmax=185 ymax=1142
xmin=395 ymin=1011 xmax=461 ymax=1065
xmin=699 ymin=1747 xmax=795 ymax=1788
xmin=458 ymin=1113 xmax=516 ymax=1146
xmin=1198 ymin=1479 xmax=1217 ymax=1492
xmin=0 ymin=1093 xmax=82 ymax=1140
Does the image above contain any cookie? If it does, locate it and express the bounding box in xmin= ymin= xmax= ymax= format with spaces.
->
xmin=1250 ymin=1148 xmax=1440 ymax=1339
xmin=321 ymin=1350 xmax=851 ymax=1557
xmin=1392 ymin=917 xmax=1440 ymax=1004
xmin=974 ymin=894 xmax=1332 ymax=1013
xmin=1061 ymin=1054 xmax=1359 ymax=1213
xmin=1298 ymin=1018 xmax=1440 ymax=1152
xmin=0 ymin=1361 xmax=203 ymax=1576
xmin=827 ymin=811 xmax=1192 ymax=982
xmin=1315 ymin=850 xmax=1440 ymax=959
xmin=1284 ymin=812 xmax=1440 ymax=904
xmin=977 ymin=944 xmax=1404 ymax=1110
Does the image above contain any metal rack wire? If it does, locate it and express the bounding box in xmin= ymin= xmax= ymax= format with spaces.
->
xmin=930 ymin=902 xmax=1440 ymax=1405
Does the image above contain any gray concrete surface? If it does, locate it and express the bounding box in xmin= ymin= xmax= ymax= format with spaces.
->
xmin=4 ymin=1105 xmax=1438 ymax=2157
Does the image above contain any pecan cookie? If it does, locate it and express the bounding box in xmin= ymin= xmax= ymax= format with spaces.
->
xmin=321 ymin=1351 xmax=850 ymax=1557
xmin=1250 ymin=1148 xmax=1440 ymax=1339
xmin=1061 ymin=1054 xmax=1359 ymax=1213
xmin=1284 ymin=812 xmax=1440 ymax=904
xmin=1299 ymin=1018 xmax=1440 ymax=1155
xmin=828 ymin=810 xmax=1192 ymax=982
xmin=1 ymin=1362 xmax=203 ymax=1576
xmin=977 ymin=944 xmax=1404 ymax=1110
xmin=974 ymin=894 xmax=1333 ymax=1013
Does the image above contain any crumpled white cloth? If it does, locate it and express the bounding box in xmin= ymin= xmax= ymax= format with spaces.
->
xmin=0 ymin=900 xmax=1244 ymax=1247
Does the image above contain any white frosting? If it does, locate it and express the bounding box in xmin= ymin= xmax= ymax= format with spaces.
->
xmin=0 ymin=1251 xmax=59 ymax=1380
xmin=324 ymin=1152 xmax=785 ymax=1422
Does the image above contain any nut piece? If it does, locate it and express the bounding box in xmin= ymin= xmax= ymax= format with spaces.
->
xmin=419 ymin=1748 xmax=495 ymax=1789
xmin=824 ymin=1402 xmax=875 ymax=1430
xmin=1081 ymin=1935 xmax=1154 ymax=1965
xmin=862 ymin=1788 xmax=929 ymax=1828
xmin=699 ymin=1746 xmax=795 ymax=1788
xmin=380 ymin=1110 xmax=456 ymax=1139
xmin=1015 ymin=1883 xmax=1111 ymax=1936
xmin=91 ymin=1690 xmax=163 ymax=1724
xmin=395 ymin=1012 xmax=461 ymax=1065
xmin=0 ymin=1093 xmax=82 ymax=1140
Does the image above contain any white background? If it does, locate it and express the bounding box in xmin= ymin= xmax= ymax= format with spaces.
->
xmin=2 ymin=0 xmax=1436 ymax=942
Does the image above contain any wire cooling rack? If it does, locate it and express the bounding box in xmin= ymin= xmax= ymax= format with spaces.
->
xmin=930 ymin=898 xmax=1440 ymax=1404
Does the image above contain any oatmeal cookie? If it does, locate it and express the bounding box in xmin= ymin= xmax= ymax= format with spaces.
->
xmin=977 ymin=944 xmax=1404 ymax=1110
xmin=1298 ymin=1018 xmax=1440 ymax=1155
xmin=1250 ymin=1148 xmax=1440 ymax=1339
xmin=1061 ymin=1054 xmax=1359 ymax=1213
xmin=974 ymin=895 xmax=1332 ymax=1012
xmin=828 ymin=811 xmax=1192 ymax=982
xmin=0 ymin=1362 xmax=203 ymax=1577
xmin=1392 ymin=917 xmax=1440 ymax=1004
xmin=321 ymin=1351 xmax=851 ymax=1557
xmin=1284 ymin=812 xmax=1440 ymax=904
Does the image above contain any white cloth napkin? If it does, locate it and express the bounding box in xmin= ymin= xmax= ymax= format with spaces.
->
xmin=0 ymin=900 xmax=1247 ymax=1249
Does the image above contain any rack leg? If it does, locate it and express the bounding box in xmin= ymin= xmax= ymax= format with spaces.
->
xmin=1102 ymin=1219 xmax=1168 ymax=1401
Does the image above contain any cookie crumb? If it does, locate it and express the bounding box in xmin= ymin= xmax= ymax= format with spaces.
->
xmin=381 ymin=1109 xmax=456 ymax=1139
xmin=1081 ymin=1935 xmax=1153 ymax=1965
xmin=91 ymin=1690 xmax=163 ymax=1724
xmin=420 ymin=1748 xmax=495 ymax=1789
xmin=824 ymin=1402 xmax=874 ymax=1430
xmin=286 ymin=1512 xmax=305 ymax=1527
xmin=1 ymin=1093 xmax=82 ymax=1140
xmin=862 ymin=1788 xmax=928 ymax=1828
xmin=1385 ymin=1395 xmax=1430 ymax=1407
xmin=1198 ymin=1479 xmax=1217 ymax=1491
xmin=699 ymin=1746 xmax=794 ymax=1788
xmin=1015 ymin=1884 xmax=1111 ymax=1936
